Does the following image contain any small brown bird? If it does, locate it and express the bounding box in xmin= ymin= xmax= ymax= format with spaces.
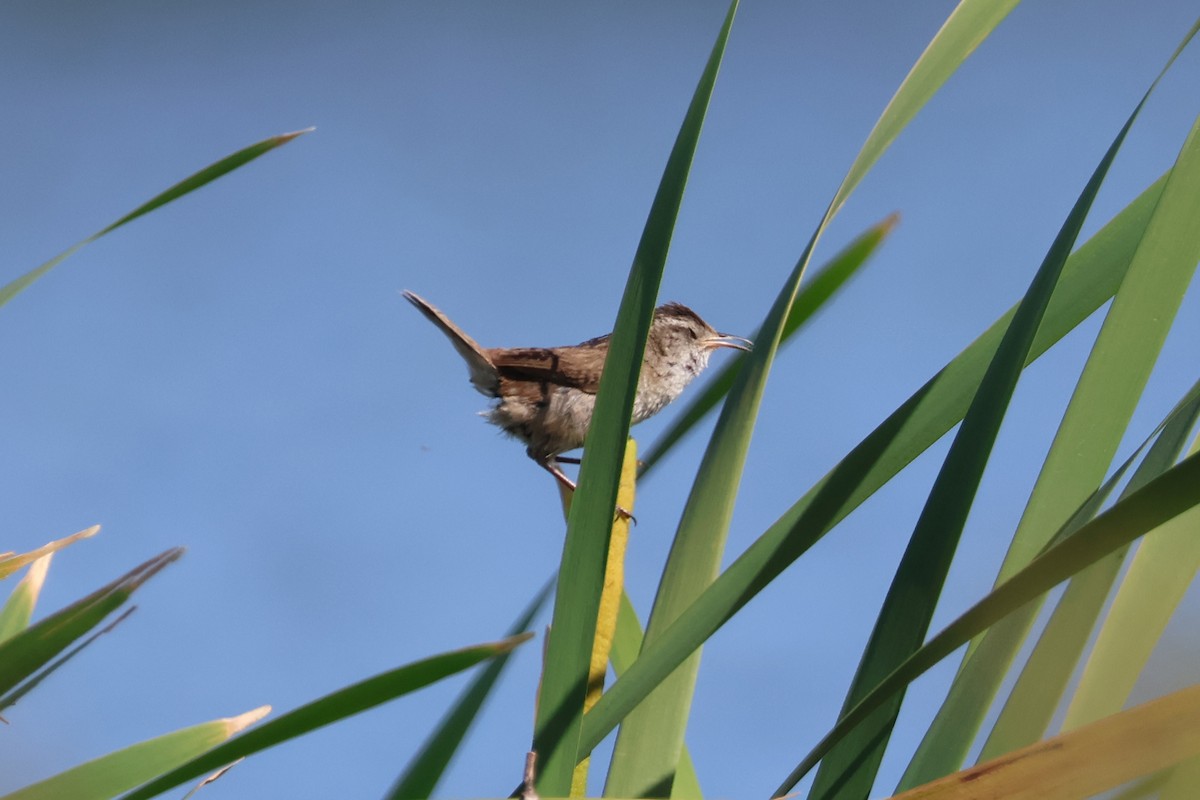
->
xmin=404 ymin=290 xmax=751 ymax=504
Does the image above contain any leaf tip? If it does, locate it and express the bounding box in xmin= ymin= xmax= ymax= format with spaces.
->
xmin=226 ymin=705 xmax=272 ymax=734
xmin=277 ymin=127 xmax=316 ymax=144
xmin=879 ymin=211 xmax=902 ymax=234
xmin=501 ymin=631 xmax=536 ymax=651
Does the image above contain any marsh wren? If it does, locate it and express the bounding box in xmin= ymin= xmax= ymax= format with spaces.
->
xmin=404 ymin=290 xmax=751 ymax=506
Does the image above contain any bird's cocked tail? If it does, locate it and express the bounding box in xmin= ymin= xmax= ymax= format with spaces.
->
xmin=403 ymin=290 xmax=500 ymax=397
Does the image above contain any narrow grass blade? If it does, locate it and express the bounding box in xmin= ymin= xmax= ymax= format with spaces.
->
xmin=0 ymin=549 xmax=182 ymax=699
xmin=0 ymin=129 xmax=311 ymax=312
xmin=881 ymin=684 xmax=1200 ymax=800
xmin=0 ymin=555 xmax=53 ymax=643
xmin=638 ymin=214 xmax=898 ymax=478
xmin=531 ymin=3 xmax=739 ymax=794
xmin=181 ymin=761 xmax=244 ymax=800
xmin=775 ymin=450 xmax=1200 ymax=794
xmin=578 ymin=170 xmax=1168 ymax=758
xmin=977 ymin=380 xmax=1200 ymax=758
xmin=832 ymin=1 xmax=1020 ymax=213
xmin=0 ymin=707 xmax=269 ymax=800
xmin=605 ymin=5 xmax=1016 ymax=796
xmin=610 ymin=592 xmax=647 ymax=675
xmin=1059 ymin=435 xmax=1200 ymax=731
xmin=1064 ymin=503 xmax=1200 ymax=727
xmin=385 ymin=584 xmax=552 ymax=800
xmin=118 ymin=635 xmax=531 ymax=800
xmin=901 ymin=24 xmax=1200 ymax=782
xmin=1 ymin=607 xmax=136 ymax=714
xmin=0 ymin=526 xmax=99 ymax=580
xmin=609 ymin=592 xmax=703 ymax=799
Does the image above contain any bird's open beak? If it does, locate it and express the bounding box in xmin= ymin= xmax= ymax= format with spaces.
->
xmin=705 ymin=333 xmax=753 ymax=352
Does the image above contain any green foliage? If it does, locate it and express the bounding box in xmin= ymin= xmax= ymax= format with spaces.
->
xmin=5 ymin=4 xmax=1200 ymax=799
xmin=0 ymin=708 xmax=269 ymax=800
xmin=387 ymin=581 xmax=553 ymax=800
xmin=809 ymin=26 xmax=1198 ymax=798
xmin=0 ymin=130 xmax=310 ymax=312
xmin=0 ymin=550 xmax=181 ymax=702
xmin=117 ymin=636 xmax=531 ymax=800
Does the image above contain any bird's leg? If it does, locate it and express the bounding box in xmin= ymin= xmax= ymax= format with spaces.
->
xmin=555 ymin=454 xmax=646 ymax=470
xmin=539 ymin=454 xmax=579 ymax=494
xmin=529 ymin=450 xmax=634 ymax=522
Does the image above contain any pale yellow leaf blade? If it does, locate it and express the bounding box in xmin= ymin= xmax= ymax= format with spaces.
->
xmin=0 ymin=527 xmax=99 ymax=580
xmin=885 ymin=685 xmax=1200 ymax=800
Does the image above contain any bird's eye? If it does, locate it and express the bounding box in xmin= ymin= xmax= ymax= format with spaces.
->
xmin=687 ymin=328 xmax=697 ymax=339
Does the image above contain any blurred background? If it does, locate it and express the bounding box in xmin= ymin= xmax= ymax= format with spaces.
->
xmin=1 ymin=1 xmax=1198 ymax=797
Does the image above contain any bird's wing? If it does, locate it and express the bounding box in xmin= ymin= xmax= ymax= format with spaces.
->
xmin=490 ymin=345 xmax=606 ymax=394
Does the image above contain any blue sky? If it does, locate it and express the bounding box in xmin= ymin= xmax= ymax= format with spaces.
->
xmin=1 ymin=2 xmax=1198 ymax=797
